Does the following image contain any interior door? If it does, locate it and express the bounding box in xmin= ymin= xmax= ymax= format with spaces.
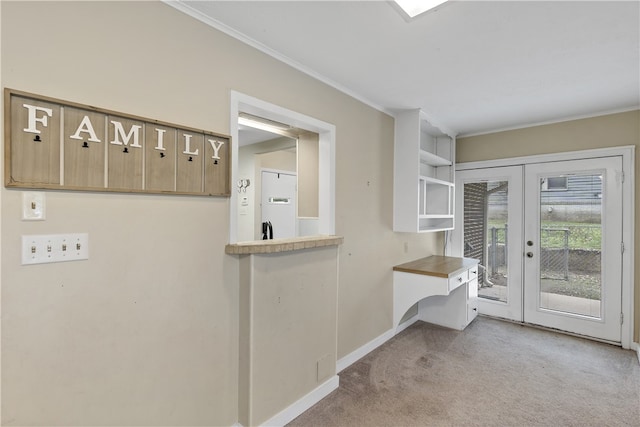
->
xmin=452 ymin=166 xmax=523 ymax=322
xmin=261 ymin=170 xmax=297 ymax=239
xmin=523 ymin=157 xmax=623 ymax=342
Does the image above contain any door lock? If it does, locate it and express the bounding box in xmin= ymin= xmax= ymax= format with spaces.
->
xmin=527 ymin=240 xmax=534 ymax=246
xmin=526 ymin=252 xmax=534 ymax=258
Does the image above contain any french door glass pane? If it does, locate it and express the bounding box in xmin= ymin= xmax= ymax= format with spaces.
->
xmin=539 ymin=174 xmax=602 ymax=318
xmin=463 ymin=181 xmax=509 ymax=303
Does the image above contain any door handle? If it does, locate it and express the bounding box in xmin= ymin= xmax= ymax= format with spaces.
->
xmin=526 ymin=252 xmax=534 ymax=258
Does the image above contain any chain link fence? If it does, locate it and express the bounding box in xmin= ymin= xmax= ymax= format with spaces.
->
xmin=488 ymin=224 xmax=601 ymax=281
xmin=540 ymin=228 xmax=569 ymax=280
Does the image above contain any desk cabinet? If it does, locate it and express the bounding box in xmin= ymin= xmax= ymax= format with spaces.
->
xmin=393 ymin=255 xmax=479 ymax=331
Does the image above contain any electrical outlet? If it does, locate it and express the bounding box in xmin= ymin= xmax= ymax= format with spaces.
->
xmin=22 ymin=192 xmax=46 ymax=221
xmin=22 ymin=233 xmax=89 ymax=265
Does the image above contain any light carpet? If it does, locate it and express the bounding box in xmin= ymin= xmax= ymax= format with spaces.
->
xmin=287 ymin=316 xmax=640 ymax=426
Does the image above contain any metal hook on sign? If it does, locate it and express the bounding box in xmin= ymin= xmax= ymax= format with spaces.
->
xmin=33 ymin=135 xmax=42 ymax=142
xmin=82 ymin=141 xmax=89 ymax=148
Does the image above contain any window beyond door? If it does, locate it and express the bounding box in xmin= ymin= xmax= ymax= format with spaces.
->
xmin=454 ymin=166 xmax=524 ymax=323
xmin=538 ymin=173 xmax=604 ymax=318
xmin=464 ymin=180 xmax=509 ymax=303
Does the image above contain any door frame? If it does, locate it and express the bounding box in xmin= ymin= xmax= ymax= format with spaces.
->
xmin=451 ymin=146 xmax=634 ymax=349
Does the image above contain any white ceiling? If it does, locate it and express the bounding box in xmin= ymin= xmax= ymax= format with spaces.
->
xmin=172 ymin=0 xmax=640 ymax=136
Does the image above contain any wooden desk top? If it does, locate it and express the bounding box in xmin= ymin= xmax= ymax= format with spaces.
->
xmin=393 ymin=255 xmax=478 ymax=278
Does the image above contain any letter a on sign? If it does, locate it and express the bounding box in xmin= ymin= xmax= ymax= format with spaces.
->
xmin=70 ymin=115 xmax=102 ymax=143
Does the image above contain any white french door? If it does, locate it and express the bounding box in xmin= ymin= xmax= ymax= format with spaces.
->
xmin=453 ymin=166 xmax=524 ymax=322
xmin=453 ymin=156 xmax=624 ymax=343
xmin=523 ymin=157 xmax=623 ymax=342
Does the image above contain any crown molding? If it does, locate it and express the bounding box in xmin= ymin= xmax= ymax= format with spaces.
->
xmin=163 ymin=1 xmax=394 ymax=117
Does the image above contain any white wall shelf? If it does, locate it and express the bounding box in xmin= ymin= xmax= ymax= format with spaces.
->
xmin=394 ymin=109 xmax=456 ymax=233
xmin=419 ymin=150 xmax=452 ymax=167
xmin=420 ymin=175 xmax=454 ymax=186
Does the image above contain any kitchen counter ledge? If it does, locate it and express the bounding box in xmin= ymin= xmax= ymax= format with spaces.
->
xmin=225 ymin=235 xmax=343 ymax=255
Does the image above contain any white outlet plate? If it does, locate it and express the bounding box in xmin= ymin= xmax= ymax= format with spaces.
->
xmin=22 ymin=192 xmax=46 ymax=221
xmin=22 ymin=233 xmax=89 ymax=265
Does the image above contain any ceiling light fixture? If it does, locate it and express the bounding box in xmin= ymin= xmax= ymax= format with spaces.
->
xmin=238 ymin=113 xmax=296 ymax=138
xmin=393 ymin=0 xmax=448 ymax=18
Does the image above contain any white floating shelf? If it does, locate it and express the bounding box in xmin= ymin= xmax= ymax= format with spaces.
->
xmin=419 ymin=214 xmax=455 ymax=219
xmin=420 ymin=175 xmax=454 ymax=186
xmin=420 ymin=150 xmax=452 ymax=167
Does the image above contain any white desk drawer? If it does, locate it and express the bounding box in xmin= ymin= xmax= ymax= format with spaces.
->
xmin=448 ymin=270 xmax=468 ymax=292
xmin=468 ymin=278 xmax=478 ymax=298
xmin=467 ymin=299 xmax=478 ymax=323
xmin=468 ymin=266 xmax=479 ymax=281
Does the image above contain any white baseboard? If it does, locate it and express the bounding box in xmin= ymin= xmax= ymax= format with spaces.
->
xmin=243 ymin=316 xmax=421 ymax=427
xmin=336 ymin=314 xmax=420 ymax=373
xmin=259 ymin=375 xmax=339 ymax=427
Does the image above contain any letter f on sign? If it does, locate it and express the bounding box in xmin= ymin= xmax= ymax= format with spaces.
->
xmin=23 ymin=104 xmax=53 ymax=134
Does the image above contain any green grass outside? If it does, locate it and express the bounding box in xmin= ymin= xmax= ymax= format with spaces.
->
xmin=487 ymin=220 xmax=601 ymax=250
xmin=486 ymin=220 xmax=602 ymax=300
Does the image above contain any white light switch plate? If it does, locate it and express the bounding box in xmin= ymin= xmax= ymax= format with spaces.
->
xmin=22 ymin=192 xmax=46 ymax=220
xmin=22 ymin=233 xmax=89 ymax=265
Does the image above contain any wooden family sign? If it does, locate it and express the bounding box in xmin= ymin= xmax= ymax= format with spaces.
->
xmin=4 ymin=88 xmax=231 ymax=196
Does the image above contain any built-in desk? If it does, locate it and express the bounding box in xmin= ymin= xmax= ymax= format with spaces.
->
xmin=393 ymin=255 xmax=479 ymax=331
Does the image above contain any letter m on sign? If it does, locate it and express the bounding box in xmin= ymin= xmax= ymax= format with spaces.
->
xmin=110 ymin=119 xmax=142 ymax=148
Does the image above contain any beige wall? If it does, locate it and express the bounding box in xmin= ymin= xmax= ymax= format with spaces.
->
xmin=297 ymin=131 xmax=319 ymax=218
xmin=258 ymin=150 xmax=297 ymax=172
xmin=457 ymin=110 xmax=640 ymax=342
xmin=239 ymin=247 xmax=338 ymax=425
xmin=1 ymin=2 xmax=439 ymax=425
